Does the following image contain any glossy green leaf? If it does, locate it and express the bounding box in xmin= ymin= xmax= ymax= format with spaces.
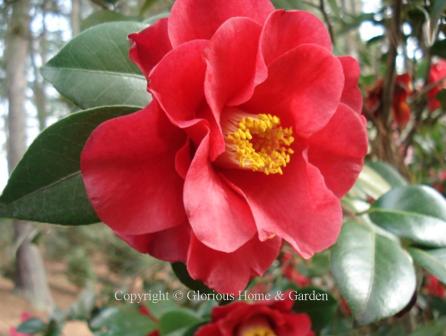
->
xmin=291 ymin=287 xmax=337 ymax=332
xmin=367 ymin=161 xmax=408 ymax=187
xmin=159 ymin=309 xmax=202 ymax=336
xmin=431 ymin=0 xmax=446 ymax=32
xmin=90 ymin=306 xmax=156 ymax=336
xmin=17 ymin=318 xmax=47 ymax=334
xmin=369 ymin=186 xmax=446 ymax=247
xmin=331 ymin=221 xmax=416 ymax=324
xmin=351 ymin=165 xmax=391 ymax=200
xmin=409 ymin=247 xmax=446 ymax=284
xmin=42 ymin=22 xmax=150 ymax=109
xmin=0 ymin=106 xmax=139 ymax=225
xmin=81 ymin=10 xmax=140 ymax=31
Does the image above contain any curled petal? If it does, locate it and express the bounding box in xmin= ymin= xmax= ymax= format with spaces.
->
xmin=168 ymin=0 xmax=274 ymax=46
xmin=244 ymin=44 xmax=344 ymax=138
xmin=129 ymin=18 xmax=172 ymax=77
xmin=187 ymin=234 xmax=281 ymax=294
xmin=205 ymin=17 xmax=266 ymax=120
xmin=81 ymin=102 xmax=186 ymax=235
xmin=308 ymin=103 xmax=368 ymax=197
xmin=260 ymin=10 xmax=332 ymax=65
xmin=184 ymin=134 xmax=257 ymax=253
xmin=226 ymin=151 xmax=342 ymax=258
xmin=149 ymin=40 xmax=208 ymax=127
xmin=117 ymin=225 xmax=191 ymax=262
xmin=339 ymin=56 xmax=363 ymax=112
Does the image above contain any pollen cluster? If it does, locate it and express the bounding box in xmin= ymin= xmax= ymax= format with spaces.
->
xmin=241 ymin=325 xmax=277 ymax=336
xmin=223 ymin=112 xmax=294 ymax=175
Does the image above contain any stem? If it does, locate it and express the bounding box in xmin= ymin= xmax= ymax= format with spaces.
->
xmin=382 ymin=0 xmax=403 ymax=124
xmin=319 ymin=0 xmax=335 ymax=46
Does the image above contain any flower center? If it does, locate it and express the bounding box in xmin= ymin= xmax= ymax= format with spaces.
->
xmin=237 ymin=317 xmax=277 ymax=336
xmin=241 ymin=326 xmax=277 ymax=336
xmin=220 ymin=111 xmax=294 ymax=175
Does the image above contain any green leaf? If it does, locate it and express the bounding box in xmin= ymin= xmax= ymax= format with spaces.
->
xmin=367 ymin=161 xmax=408 ymax=187
xmin=159 ymin=309 xmax=202 ymax=336
xmin=431 ymin=39 xmax=446 ymax=59
xmin=171 ymin=263 xmax=214 ymax=294
xmin=436 ymin=89 xmax=446 ymax=110
xmin=291 ymin=287 xmax=338 ymax=332
xmin=90 ymin=306 xmax=156 ymax=336
xmin=431 ymin=0 xmax=446 ymax=31
xmin=0 ymin=105 xmax=139 ymax=225
xmin=409 ymin=247 xmax=446 ymax=284
xmin=410 ymin=317 xmax=446 ymax=336
xmin=369 ymin=186 xmax=446 ymax=247
xmin=351 ymin=165 xmax=391 ymax=200
xmin=42 ymin=22 xmax=150 ymax=109
xmin=331 ymin=221 xmax=416 ymax=324
xmin=17 ymin=318 xmax=47 ymax=334
xmin=81 ymin=10 xmax=140 ymax=31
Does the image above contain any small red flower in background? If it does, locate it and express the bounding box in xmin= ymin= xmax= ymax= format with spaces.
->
xmin=393 ymin=74 xmax=412 ymax=127
xmin=9 ymin=312 xmax=33 ymax=336
xmin=81 ymin=0 xmax=367 ymax=293
xmin=428 ymin=60 xmax=446 ymax=112
xmin=365 ymin=74 xmax=412 ymax=128
xmin=281 ymin=251 xmax=310 ymax=287
xmin=424 ymin=275 xmax=446 ymax=298
xmin=196 ymin=296 xmax=314 ymax=336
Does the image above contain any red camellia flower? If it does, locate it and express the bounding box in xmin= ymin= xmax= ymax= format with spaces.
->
xmin=424 ymin=275 xmax=446 ymax=298
xmin=365 ymin=74 xmax=412 ymax=127
xmin=196 ymin=296 xmax=314 ymax=336
xmin=428 ymin=60 xmax=446 ymax=112
xmin=81 ymin=0 xmax=368 ymax=293
xmin=281 ymin=251 xmax=310 ymax=287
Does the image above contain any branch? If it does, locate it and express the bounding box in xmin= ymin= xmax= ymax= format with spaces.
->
xmin=319 ymin=0 xmax=335 ymax=46
xmin=381 ymin=0 xmax=403 ymax=123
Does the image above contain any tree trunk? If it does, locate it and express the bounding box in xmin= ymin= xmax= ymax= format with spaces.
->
xmin=5 ymin=0 xmax=54 ymax=311
xmin=71 ymin=0 xmax=81 ymax=36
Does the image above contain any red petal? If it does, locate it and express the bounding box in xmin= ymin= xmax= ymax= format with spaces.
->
xmin=175 ymin=140 xmax=192 ymax=179
xmin=117 ymin=225 xmax=191 ymax=262
xmin=168 ymin=0 xmax=274 ymax=46
xmin=195 ymin=324 xmax=221 ymax=336
xmin=129 ymin=18 xmax=172 ymax=77
xmin=277 ymin=313 xmax=314 ymax=336
xmin=339 ymin=56 xmax=363 ymax=112
xmin=260 ymin=10 xmax=332 ymax=65
xmin=205 ymin=17 xmax=266 ymax=119
xmin=187 ymin=234 xmax=281 ymax=294
xmin=307 ymin=103 xmax=367 ymax=197
xmin=81 ymin=102 xmax=186 ymax=235
xmin=149 ymin=40 xmax=208 ymax=127
xmin=184 ymin=134 xmax=256 ymax=253
xmin=244 ymin=44 xmax=344 ymax=138
xmin=226 ymin=151 xmax=342 ymax=258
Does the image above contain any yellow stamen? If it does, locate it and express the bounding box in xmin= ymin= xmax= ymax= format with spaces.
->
xmin=241 ymin=326 xmax=277 ymax=336
xmin=220 ymin=111 xmax=294 ymax=175
xmin=238 ymin=317 xmax=278 ymax=336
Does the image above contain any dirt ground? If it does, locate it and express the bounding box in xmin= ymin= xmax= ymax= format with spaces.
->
xmin=0 ymin=261 xmax=93 ymax=336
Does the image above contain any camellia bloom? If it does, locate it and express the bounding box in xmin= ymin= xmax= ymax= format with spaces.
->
xmin=196 ymin=296 xmax=314 ymax=336
xmin=424 ymin=275 xmax=445 ymax=298
xmin=81 ymin=0 xmax=368 ymax=293
xmin=428 ymin=60 xmax=446 ymax=112
xmin=281 ymin=251 xmax=310 ymax=287
xmin=365 ymin=74 xmax=412 ymax=127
